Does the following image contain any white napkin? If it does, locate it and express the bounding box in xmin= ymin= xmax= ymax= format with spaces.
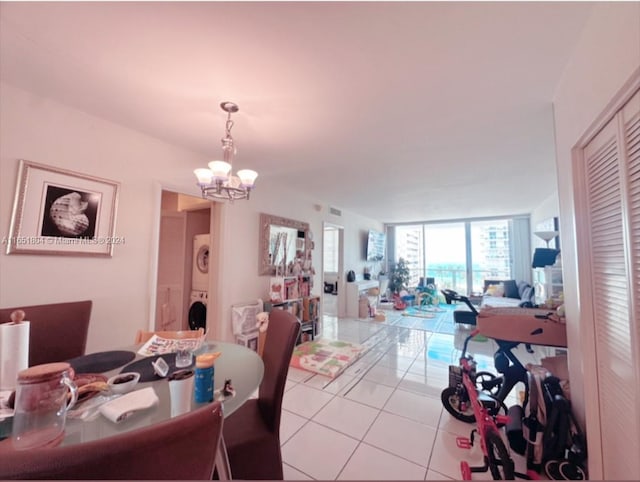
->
xmin=99 ymin=386 xmax=159 ymax=423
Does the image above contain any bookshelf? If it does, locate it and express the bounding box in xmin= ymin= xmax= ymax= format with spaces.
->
xmin=267 ymin=276 xmax=319 ymax=344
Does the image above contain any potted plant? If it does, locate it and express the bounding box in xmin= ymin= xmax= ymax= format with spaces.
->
xmin=388 ymin=257 xmax=410 ymax=294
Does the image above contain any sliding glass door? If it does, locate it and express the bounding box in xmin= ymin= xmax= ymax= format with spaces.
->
xmin=424 ymin=223 xmax=467 ymax=292
xmin=469 ymin=219 xmax=511 ymax=293
xmin=391 ymin=217 xmax=520 ymax=295
xmin=394 ymin=225 xmax=423 ymax=287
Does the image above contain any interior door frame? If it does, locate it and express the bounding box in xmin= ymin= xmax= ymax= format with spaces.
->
xmin=148 ymin=182 xmax=221 ymax=336
xmin=322 ymin=221 xmax=345 ymax=318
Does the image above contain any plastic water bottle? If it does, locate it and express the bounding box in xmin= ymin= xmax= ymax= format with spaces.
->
xmin=194 ymin=354 xmax=214 ymax=403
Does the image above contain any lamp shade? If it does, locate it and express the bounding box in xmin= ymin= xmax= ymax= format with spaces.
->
xmin=208 ymin=161 xmax=232 ymax=180
xmin=194 ymin=168 xmax=213 ymax=185
xmin=237 ymin=169 xmax=258 ymax=188
xmin=534 ymin=231 xmax=559 ymax=243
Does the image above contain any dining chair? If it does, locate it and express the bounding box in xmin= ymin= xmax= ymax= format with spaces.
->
xmin=221 ymin=308 xmax=301 ymax=480
xmin=0 ymin=400 xmax=224 ymax=480
xmin=0 ymin=300 xmax=92 ymax=367
xmin=134 ymin=327 xmax=205 ymax=344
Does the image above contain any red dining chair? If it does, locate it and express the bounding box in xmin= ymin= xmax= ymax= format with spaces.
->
xmin=221 ymin=309 xmax=301 ymax=480
xmin=0 ymin=401 xmax=224 ymax=479
xmin=0 ymin=300 xmax=92 ymax=366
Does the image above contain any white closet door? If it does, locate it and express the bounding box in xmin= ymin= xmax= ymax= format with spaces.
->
xmin=623 ymin=91 xmax=640 ymax=332
xmin=582 ymin=88 xmax=640 ymax=478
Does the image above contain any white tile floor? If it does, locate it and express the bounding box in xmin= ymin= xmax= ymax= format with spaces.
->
xmin=279 ymin=306 xmax=553 ymax=480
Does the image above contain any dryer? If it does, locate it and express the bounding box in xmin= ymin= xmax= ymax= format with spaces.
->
xmin=188 ymin=290 xmax=207 ymax=331
xmin=192 ymin=234 xmax=210 ymax=292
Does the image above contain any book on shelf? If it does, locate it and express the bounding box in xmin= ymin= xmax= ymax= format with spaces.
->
xmin=284 ymin=277 xmax=299 ymax=300
xmin=302 ymin=296 xmax=319 ymax=322
xmin=299 ymin=277 xmax=310 ymax=297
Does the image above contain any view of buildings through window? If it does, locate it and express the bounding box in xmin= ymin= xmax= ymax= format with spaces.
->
xmin=393 ymin=219 xmax=512 ymax=294
xmin=323 ymin=226 xmax=339 ymax=273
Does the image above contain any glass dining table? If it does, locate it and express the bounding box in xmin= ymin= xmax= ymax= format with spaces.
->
xmin=0 ymin=340 xmax=264 ymax=480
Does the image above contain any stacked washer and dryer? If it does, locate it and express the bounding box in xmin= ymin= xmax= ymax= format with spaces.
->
xmin=188 ymin=234 xmax=209 ymax=331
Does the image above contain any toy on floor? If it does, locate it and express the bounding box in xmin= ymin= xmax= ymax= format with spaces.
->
xmin=392 ymin=293 xmax=407 ymax=310
xmin=374 ymin=312 xmax=386 ymax=322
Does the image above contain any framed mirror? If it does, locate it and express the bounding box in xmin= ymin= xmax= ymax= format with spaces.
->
xmin=259 ymin=213 xmax=310 ymax=276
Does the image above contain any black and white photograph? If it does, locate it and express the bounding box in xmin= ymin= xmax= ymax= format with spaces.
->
xmin=6 ymin=160 xmax=120 ymax=256
xmin=40 ymin=185 xmax=100 ymax=239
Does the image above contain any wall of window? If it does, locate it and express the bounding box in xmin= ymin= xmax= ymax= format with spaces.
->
xmin=389 ymin=216 xmax=530 ymax=294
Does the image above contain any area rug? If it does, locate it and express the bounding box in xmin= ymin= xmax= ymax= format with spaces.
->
xmin=290 ymin=339 xmax=366 ymax=378
xmin=401 ymin=306 xmax=437 ymax=318
xmin=392 ymin=304 xmax=457 ymax=334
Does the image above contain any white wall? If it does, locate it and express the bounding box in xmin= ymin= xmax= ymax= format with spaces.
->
xmin=530 ymin=192 xmax=559 ymax=228
xmin=552 ymin=2 xmax=640 ymax=477
xmin=0 ymin=82 xmax=383 ymax=351
xmin=0 ymin=83 xmax=205 ymax=352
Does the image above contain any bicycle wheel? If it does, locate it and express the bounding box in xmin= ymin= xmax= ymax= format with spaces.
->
xmin=485 ymin=430 xmax=515 ymax=480
xmin=475 ymin=371 xmax=502 ymax=396
xmin=441 ymin=386 xmax=475 ymax=423
xmin=559 ymin=460 xmax=587 ymax=480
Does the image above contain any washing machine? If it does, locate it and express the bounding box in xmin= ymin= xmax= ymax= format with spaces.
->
xmin=188 ymin=290 xmax=207 ymax=331
xmin=192 ymin=234 xmax=210 ymax=292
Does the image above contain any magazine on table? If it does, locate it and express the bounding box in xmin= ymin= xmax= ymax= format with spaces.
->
xmin=137 ymin=334 xmax=205 ymax=356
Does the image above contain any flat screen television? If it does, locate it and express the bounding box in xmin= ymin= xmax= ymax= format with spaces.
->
xmin=366 ymin=229 xmax=386 ymax=261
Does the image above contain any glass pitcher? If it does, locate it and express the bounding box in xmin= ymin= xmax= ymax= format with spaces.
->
xmin=12 ymin=362 xmax=78 ymax=450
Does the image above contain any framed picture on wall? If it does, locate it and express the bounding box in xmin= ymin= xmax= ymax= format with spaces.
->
xmin=5 ymin=160 xmax=120 ymax=256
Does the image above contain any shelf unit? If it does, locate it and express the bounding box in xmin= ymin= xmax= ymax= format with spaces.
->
xmin=533 ymin=265 xmax=563 ymax=305
xmin=268 ymin=275 xmax=311 ymax=303
xmin=267 ymin=276 xmax=319 ymax=344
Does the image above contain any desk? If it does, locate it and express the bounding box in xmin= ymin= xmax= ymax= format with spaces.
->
xmin=345 ymin=279 xmax=380 ymax=318
xmin=1 ymin=341 xmax=264 ymax=479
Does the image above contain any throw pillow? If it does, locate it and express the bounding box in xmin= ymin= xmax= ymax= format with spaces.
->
xmin=503 ymin=279 xmax=520 ymax=299
xmin=485 ymin=283 xmax=505 ymax=297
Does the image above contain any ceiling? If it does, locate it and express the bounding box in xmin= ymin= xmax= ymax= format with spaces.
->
xmin=0 ymin=2 xmax=594 ymax=223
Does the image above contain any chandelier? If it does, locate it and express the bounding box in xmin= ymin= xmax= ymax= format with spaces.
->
xmin=194 ymin=101 xmax=258 ymax=201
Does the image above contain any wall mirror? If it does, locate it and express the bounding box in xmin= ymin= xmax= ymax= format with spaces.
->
xmin=259 ymin=213 xmax=310 ymax=276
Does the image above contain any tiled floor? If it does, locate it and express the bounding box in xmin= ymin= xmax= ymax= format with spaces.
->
xmin=279 ymin=305 xmax=553 ymax=480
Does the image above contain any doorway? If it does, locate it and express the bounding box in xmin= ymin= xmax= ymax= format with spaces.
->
xmin=155 ymin=190 xmax=211 ymax=331
xmin=323 ymin=223 xmax=344 ymax=318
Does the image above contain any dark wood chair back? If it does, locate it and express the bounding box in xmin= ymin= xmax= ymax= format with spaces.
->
xmin=0 ymin=300 xmax=92 ymax=366
xmin=0 ymin=401 xmax=224 ymax=480
xmin=221 ymin=309 xmax=300 ymax=480
xmin=258 ymin=308 xmax=301 ymax=432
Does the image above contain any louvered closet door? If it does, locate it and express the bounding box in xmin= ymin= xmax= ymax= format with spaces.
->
xmin=624 ymin=91 xmax=640 ymax=357
xmin=582 ymin=88 xmax=640 ymax=479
